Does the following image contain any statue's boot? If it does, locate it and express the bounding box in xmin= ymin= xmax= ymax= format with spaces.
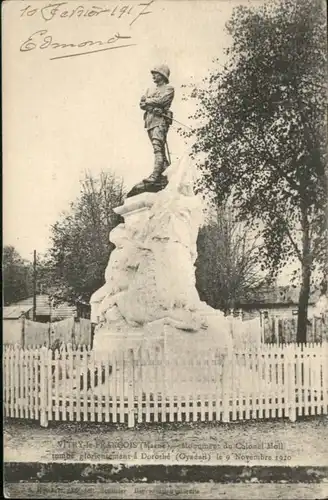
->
xmin=144 ymin=152 xmax=169 ymax=185
xmin=127 ymin=153 xmax=168 ymax=198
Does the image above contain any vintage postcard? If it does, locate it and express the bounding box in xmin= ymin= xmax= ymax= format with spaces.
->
xmin=3 ymin=0 xmax=328 ymax=498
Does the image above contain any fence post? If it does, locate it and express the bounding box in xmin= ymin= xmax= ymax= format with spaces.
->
xmin=274 ymin=318 xmax=279 ymax=345
xmin=21 ymin=317 xmax=25 ymax=349
xmin=39 ymin=346 xmax=49 ymax=427
xmin=222 ymin=351 xmax=231 ymax=423
xmin=259 ymin=315 xmax=264 ymax=344
xmin=287 ymin=346 xmax=296 ymax=422
xmin=72 ymin=318 xmax=77 ymax=346
xmin=126 ymin=348 xmax=135 ymax=428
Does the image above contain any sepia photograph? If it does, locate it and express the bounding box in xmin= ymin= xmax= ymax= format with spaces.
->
xmin=3 ymin=0 xmax=328 ymax=498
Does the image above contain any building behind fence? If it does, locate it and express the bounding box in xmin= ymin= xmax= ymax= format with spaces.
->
xmin=230 ymin=312 xmax=328 ymax=345
xmin=261 ymin=315 xmax=328 ymax=344
xmin=4 ymin=342 xmax=328 ymax=428
xmin=237 ymin=285 xmax=321 ymax=320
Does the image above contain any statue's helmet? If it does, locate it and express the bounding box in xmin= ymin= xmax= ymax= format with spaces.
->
xmin=151 ymin=64 xmax=170 ymax=82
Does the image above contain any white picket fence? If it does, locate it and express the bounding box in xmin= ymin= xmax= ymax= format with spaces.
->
xmin=3 ymin=343 xmax=328 ymax=428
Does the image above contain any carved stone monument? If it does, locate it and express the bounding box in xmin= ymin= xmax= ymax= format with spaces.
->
xmin=90 ymin=152 xmax=233 ymax=358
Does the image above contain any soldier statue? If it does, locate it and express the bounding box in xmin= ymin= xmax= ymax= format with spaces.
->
xmin=127 ymin=64 xmax=175 ymax=197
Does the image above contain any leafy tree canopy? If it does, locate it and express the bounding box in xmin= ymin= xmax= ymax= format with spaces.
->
xmin=3 ymin=246 xmax=33 ymax=305
xmin=45 ymin=171 xmax=125 ymax=304
xmin=184 ymin=0 xmax=327 ymax=341
xmin=196 ymin=204 xmax=267 ymax=313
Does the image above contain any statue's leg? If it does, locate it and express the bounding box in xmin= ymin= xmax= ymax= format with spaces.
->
xmin=144 ymin=127 xmax=168 ymax=183
xmin=158 ymin=126 xmax=170 ymax=168
xmin=153 ymin=139 xmax=166 ymax=178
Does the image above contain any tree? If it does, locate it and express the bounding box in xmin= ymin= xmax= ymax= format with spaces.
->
xmin=3 ymin=246 xmax=33 ymax=305
xmin=196 ymin=204 xmax=267 ymax=313
xmin=185 ymin=0 xmax=327 ymax=342
xmin=46 ymin=171 xmax=125 ymax=304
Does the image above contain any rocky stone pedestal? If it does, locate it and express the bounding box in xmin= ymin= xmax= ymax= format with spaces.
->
xmin=91 ymin=154 xmax=232 ymax=364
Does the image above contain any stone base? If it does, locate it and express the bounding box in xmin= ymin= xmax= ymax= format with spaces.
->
xmin=92 ymin=318 xmax=230 ymax=396
xmin=92 ymin=327 xmax=164 ymax=358
xmin=93 ymin=317 xmax=230 ymax=357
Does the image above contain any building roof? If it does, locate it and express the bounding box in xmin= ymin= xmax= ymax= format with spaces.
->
xmin=238 ymin=285 xmax=320 ymax=307
xmin=12 ymin=295 xmax=76 ymax=318
xmin=3 ymin=305 xmax=33 ymax=319
xmin=52 ymin=301 xmax=77 ymax=319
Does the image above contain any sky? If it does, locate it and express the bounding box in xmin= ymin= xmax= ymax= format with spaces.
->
xmin=3 ymin=0 xmax=301 ymax=290
xmin=4 ymin=0 xmax=246 ymax=262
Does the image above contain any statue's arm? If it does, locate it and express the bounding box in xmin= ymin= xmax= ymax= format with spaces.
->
xmin=140 ymin=99 xmax=160 ymax=112
xmin=143 ymin=86 xmax=175 ymax=109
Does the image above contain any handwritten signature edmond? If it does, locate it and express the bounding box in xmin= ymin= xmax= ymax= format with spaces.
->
xmin=19 ymin=0 xmax=154 ymax=60
xmin=20 ymin=30 xmax=136 ymax=60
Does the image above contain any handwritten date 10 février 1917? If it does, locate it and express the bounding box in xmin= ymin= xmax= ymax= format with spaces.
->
xmin=20 ymin=1 xmax=154 ymax=26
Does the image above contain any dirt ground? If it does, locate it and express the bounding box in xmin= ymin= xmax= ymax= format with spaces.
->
xmin=4 ymin=416 xmax=328 ymax=467
xmin=4 ymin=417 xmax=328 ymax=499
